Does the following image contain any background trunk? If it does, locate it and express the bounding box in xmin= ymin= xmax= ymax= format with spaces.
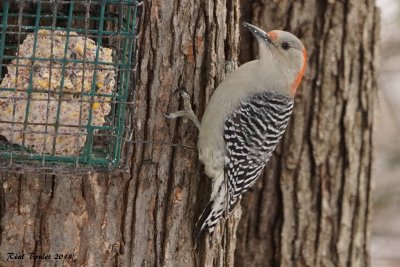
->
xmin=0 ymin=0 xmax=379 ymax=266
xmin=235 ymin=1 xmax=379 ymax=266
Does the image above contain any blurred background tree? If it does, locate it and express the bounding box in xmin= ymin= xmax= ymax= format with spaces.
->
xmin=373 ymin=1 xmax=400 ymax=266
xmin=236 ymin=0 xmax=378 ymax=266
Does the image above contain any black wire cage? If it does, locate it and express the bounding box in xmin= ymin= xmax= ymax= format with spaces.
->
xmin=0 ymin=0 xmax=142 ymax=173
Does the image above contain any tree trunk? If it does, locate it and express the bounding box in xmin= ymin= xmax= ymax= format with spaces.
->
xmin=122 ymin=0 xmax=241 ymax=265
xmin=235 ymin=1 xmax=379 ymax=267
xmin=0 ymin=0 xmax=379 ymax=267
xmin=0 ymin=0 xmax=241 ymax=266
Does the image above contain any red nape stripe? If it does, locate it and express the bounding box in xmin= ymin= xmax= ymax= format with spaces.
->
xmin=291 ymin=48 xmax=307 ymax=95
xmin=268 ymin=30 xmax=278 ymax=41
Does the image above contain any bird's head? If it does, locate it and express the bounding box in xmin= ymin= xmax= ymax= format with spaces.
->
xmin=243 ymin=22 xmax=307 ymax=96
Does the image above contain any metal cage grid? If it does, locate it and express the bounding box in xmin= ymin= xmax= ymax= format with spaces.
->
xmin=0 ymin=0 xmax=141 ymax=173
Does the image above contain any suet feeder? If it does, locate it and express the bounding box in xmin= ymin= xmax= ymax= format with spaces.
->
xmin=0 ymin=0 xmax=141 ymax=173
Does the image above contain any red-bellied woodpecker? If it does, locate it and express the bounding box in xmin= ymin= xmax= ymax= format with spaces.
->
xmin=166 ymin=23 xmax=307 ymax=241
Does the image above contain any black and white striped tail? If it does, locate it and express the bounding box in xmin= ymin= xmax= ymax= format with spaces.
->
xmin=193 ymin=183 xmax=227 ymax=243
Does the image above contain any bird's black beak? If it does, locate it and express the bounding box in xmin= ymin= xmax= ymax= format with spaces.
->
xmin=243 ymin=22 xmax=271 ymax=43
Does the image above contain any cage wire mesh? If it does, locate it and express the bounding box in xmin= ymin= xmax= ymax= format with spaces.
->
xmin=0 ymin=0 xmax=142 ymax=174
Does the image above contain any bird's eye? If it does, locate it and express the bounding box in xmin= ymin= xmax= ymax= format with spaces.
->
xmin=281 ymin=42 xmax=290 ymax=50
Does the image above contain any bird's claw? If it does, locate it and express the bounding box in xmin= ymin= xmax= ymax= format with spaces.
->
xmin=173 ymin=87 xmax=188 ymax=97
xmin=166 ymin=87 xmax=201 ymax=130
xmin=164 ymin=114 xmax=175 ymax=119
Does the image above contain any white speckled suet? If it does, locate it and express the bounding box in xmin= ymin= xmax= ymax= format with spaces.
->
xmin=0 ymin=30 xmax=115 ymax=155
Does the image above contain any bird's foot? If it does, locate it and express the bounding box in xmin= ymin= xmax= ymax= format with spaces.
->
xmin=165 ymin=87 xmax=201 ymax=130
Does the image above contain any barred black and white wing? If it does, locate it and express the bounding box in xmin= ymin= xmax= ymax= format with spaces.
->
xmin=224 ymin=92 xmax=294 ymax=210
xmin=193 ymin=92 xmax=294 ymax=241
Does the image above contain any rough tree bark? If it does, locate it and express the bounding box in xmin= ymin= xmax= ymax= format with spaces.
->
xmin=235 ymin=1 xmax=379 ymax=267
xmin=0 ymin=0 xmax=242 ymax=266
xmin=0 ymin=0 xmax=379 ymax=267
xmin=123 ymin=0 xmax=241 ymax=266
